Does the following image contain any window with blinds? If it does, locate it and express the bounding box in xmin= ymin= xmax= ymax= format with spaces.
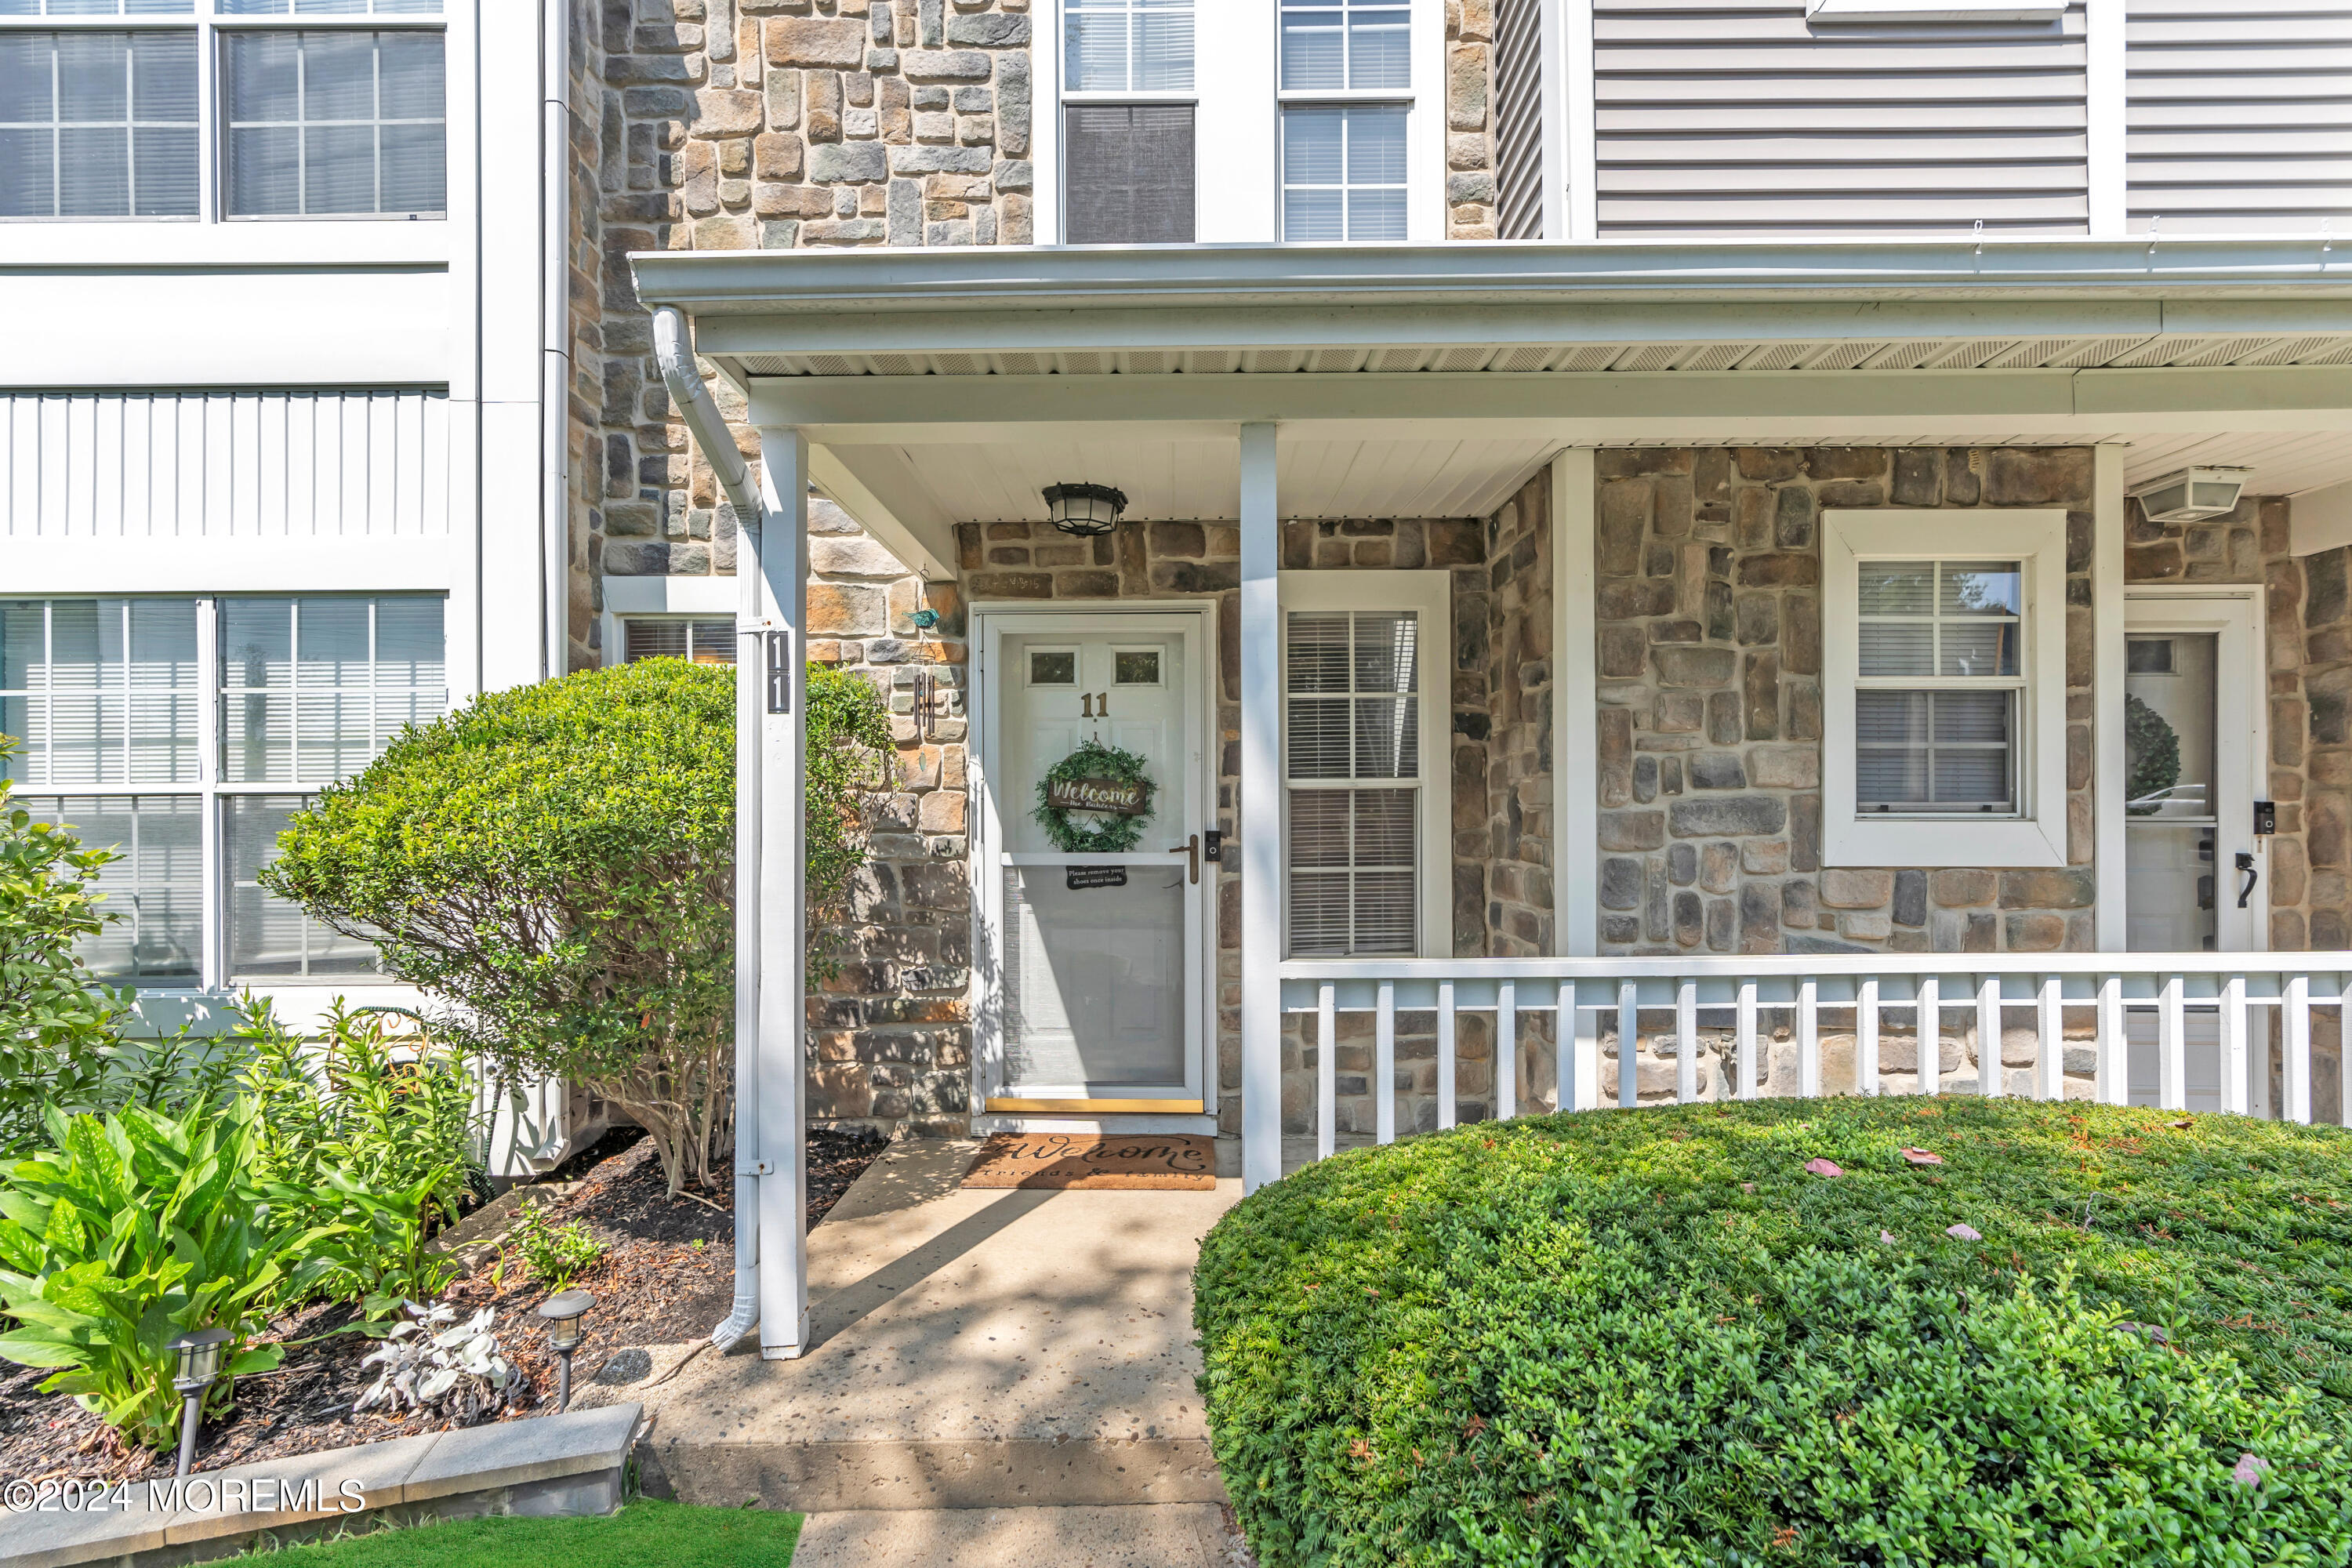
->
xmin=1285 ymin=609 xmax=1421 ymax=956
xmin=0 ymin=31 xmax=198 ymax=218
xmin=224 ymin=30 xmax=444 ymax=216
xmin=1 ymin=594 xmax=446 ymax=985
xmin=1064 ymin=0 xmax=1192 ymax=92
xmin=1279 ymin=0 xmax=1409 ymax=90
xmin=622 ymin=617 xmax=738 ymax=665
xmin=1853 ymin=560 xmax=2024 ymax=814
xmin=1064 ymin=103 xmax=1193 ymax=244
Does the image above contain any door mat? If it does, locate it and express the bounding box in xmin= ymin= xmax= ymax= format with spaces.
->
xmin=962 ymin=1133 xmax=1218 ymax=1190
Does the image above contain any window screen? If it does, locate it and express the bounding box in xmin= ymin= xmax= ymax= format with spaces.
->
xmin=0 ymin=31 xmax=198 ymax=217
xmin=1281 ymin=104 xmax=1406 ymax=241
xmin=1286 ymin=610 xmax=1420 ymax=956
xmin=1063 ymin=0 xmax=1191 ymax=92
xmin=1854 ymin=560 xmax=2023 ymax=814
xmin=622 ymin=617 xmax=738 ymax=664
xmin=224 ymin=30 xmax=444 ymax=216
xmin=1064 ymin=103 xmax=1193 ymax=245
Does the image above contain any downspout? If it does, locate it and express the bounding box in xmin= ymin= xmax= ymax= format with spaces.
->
xmin=652 ymin=305 xmax=769 ymax=1350
xmin=541 ymin=0 xmax=571 ymax=681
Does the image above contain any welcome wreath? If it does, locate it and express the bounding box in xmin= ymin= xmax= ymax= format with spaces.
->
xmin=2125 ymin=692 xmax=2183 ymax=816
xmin=1034 ymin=739 xmax=1156 ymax=854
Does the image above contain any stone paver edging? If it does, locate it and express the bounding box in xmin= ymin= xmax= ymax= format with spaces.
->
xmin=4 ymin=1403 xmax=640 ymax=1568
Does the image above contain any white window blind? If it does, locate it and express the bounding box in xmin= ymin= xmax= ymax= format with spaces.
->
xmin=0 ymin=31 xmax=198 ymax=217
xmin=1286 ymin=609 xmax=1420 ymax=956
xmin=1281 ymin=104 xmax=1406 ymax=241
xmin=622 ymin=617 xmax=738 ymax=665
xmin=224 ymin=29 xmax=444 ymax=216
xmin=2 ymin=594 xmax=445 ymax=985
xmin=1853 ymin=560 xmax=2023 ymax=814
xmin=1063 ymin=0 xmax=1192 ymax=92
xmin=1279 ymin=0 xmax=1409 ymax=90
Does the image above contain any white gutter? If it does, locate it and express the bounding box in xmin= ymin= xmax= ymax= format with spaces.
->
xmin=541 ymin=0 xmax=570 ymax=682
xmin=652 ymin=304 xmax=767 ymax=1351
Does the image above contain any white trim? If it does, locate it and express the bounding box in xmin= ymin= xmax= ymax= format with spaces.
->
xmin=1551 ymin=448 xmax=1598 ymax=955
xmin=2093 ymin=445 xmax=2128 ymax=944
xmin=1276 ymin=569 xmax=1454 ymax=961
xmin=1821 ymin=508 xmax=2071 ymax=868
xmin=1193 ymin=0 xmax=1273 ymax=239
xmin=600 ymin=575 xmax=741 ymax=616
xmin=2085 ymin=0 xmax=2125 ymax=239
xmin=1533 ymin=0 xmax=1565 ymax=241
xmin=1561 ymin=0 xmax=1594 ymax=241
xmin=1238 ymin=423 xmax=1281 ymax=1193
xmin=1034 ymin=0 xmax=1062 ymax=243
xmin=7 ymin=537 xmax=454 ymax=596
xmin=2122 ymin=585 xmax=2270 ymax=954
xmin=2292 ymin=481 xmax=2352 ymax=557
xmin=1409 ymin=0 xmax=1442 ymax=243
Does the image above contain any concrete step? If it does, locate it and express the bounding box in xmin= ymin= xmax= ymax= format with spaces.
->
xmin=790 ymin=1504 xmax=1254 ymax=1568
xmin=630 ymin=1138 xmax=1240 ymax=1513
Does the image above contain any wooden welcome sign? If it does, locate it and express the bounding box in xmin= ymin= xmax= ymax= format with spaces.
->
xmin=1044 ymin=775 xmax=1150 ymax=815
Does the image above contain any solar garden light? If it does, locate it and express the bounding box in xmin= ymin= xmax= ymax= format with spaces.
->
xmin=165 ymin=1327 xmax=232 ymax=1479
xmin=538 ymin=1290 xmax=594 ymax=1413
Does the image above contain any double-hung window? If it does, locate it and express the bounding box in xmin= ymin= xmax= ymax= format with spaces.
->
xmin=1062 ymin=0 xmax=1193 ymax=242
xmin=1823 ymin=510 xmax=2069 ymax=868
xmin=0 ymin=0 xmax=445 ymax=223
xmin=618 ymin=617 xmax=739 ymax=666
xmin=1279 ymin=0 xmax=1411 ymax=241
xmin=2 ymin=594 xmax=448 ymax=985
xmin=1279 ymin=572 xmax=1451 ymax=957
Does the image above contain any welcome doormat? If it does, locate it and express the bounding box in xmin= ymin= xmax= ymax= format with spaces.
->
xmin=961 ymin=1133 xmax=1218 ymax=1190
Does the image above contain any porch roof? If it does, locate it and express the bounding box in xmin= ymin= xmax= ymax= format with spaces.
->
xmin=631 ymin=238 xmax=2352 ymax=566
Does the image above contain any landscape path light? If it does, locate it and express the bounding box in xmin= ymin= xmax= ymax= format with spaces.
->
xmin=165 ymin=1327 xmax=232 ymax=1479
xmin=538 ymin=1290 xmax=594 ymax=1413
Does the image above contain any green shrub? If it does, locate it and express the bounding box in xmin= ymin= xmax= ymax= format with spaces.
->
xmin=0 ymin=1098 xmax=329 ymax=1449
xmin=508 ymin=1198 xmax=604 ymax=1289
xmin=256 ymin=660 xmax=889 ymax=1196
xmin=0 ymin=739 xmax=132 ymax=1160
xmin=1194 ymin=1098 xmax=2352 ymax=1566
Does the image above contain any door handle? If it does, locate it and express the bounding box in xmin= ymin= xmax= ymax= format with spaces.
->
xmin=2236 ymin=851 xmax=2259 ymax=910
xmin=1167 ymin=833 xmax=1199 ymax=886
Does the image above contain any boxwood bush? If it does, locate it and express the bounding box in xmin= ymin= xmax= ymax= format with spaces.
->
xmin=1194 ymin=1098 xmax=2352 ymax=1566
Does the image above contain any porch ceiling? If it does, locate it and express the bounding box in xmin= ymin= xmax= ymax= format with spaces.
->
xmin=633 ymin=238 xmax=2352 ymax=545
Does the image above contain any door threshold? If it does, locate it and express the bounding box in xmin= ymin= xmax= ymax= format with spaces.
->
xmin=984 ymin=1097 xmax=1204 ymax=1114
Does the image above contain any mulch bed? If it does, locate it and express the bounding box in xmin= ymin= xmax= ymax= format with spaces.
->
xmin=0 ymin=1125 xmax=886 ymax=1485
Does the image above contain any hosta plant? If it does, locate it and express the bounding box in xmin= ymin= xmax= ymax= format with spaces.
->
xmin=354 ymin=1301 xmax=518 ymax=1427
xmin=0 ymin=1097 xmax=329 ymax=1449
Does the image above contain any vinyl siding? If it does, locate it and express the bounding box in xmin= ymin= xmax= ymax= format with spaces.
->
xmin=2 ymin=390 xmax=448 ymax=540
xmin=1595 ymin=1 xmax=2090 ymax=238
xmin=2126 ymin=1 xmax=2352 ymax=235
xmin=1493 ymin=0 xmax=1545 ymax=238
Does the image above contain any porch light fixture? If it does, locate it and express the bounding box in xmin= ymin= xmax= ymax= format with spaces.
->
xmin=2129 ymin=466 xmax=2252 ymax=525
xmin=538 ymin=1290 xmax=595 ymax=1413
xmin=165 ymin=1327 xmax=232 ymax=1478
xmin=1043 ymin=482 xmax=1127 ymax=538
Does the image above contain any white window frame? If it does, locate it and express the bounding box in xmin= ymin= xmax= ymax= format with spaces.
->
xmin=1272 ymin=0 xmax=1441 ymax=241
xmin=1277 ymin=568 xmax=1452 ymax=958
xmin=0 ymin=1 xmax=447 ymax=227
xmin=1822 ymin=509 xmax=2069 ymax=869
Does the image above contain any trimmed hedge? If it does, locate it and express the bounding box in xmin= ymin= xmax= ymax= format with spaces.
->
xmin=1194 ymin=1099 xmax=2352 ymax=1566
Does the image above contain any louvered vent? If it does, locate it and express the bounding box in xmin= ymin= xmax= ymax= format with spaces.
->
xmin=1491 ymin=0 xmax=1544 ymax=239
xmin=1287 ymin=610 xmax=1421 ymax=957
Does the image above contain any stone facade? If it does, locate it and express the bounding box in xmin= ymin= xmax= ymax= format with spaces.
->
xmin=1594 ymin=446 xmax=2100 ymax=957
xmin=1445 ymin=0 xmax=1498 ymax=239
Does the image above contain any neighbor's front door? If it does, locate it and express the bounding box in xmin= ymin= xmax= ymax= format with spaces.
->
xmin=975 ymin=609 xmax=1212 ymax=1115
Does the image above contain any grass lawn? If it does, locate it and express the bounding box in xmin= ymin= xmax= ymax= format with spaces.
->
xmin=274 ymin=1498 xmax=800 ymax=1566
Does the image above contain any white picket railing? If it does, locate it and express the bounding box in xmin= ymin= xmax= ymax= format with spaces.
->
xmin=1276 ymin=955 xmax=2352 ymax=1163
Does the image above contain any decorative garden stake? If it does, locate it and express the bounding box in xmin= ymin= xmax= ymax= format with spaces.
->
xmin=165 ymin=1327 xmax=232 ymax=1478
xmin=539 ymin=1290 xmax=594 ymax=1413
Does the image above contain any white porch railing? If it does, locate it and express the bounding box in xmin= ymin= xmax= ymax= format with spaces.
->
xmin=1276 ymin=955 xmax=2352 ymax=1163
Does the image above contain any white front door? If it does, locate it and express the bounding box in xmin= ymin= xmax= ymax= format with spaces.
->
xmin=2122 ymin=588 xmax=2268 ymax=1112
xmin=973 ymin=608 xmax=1213 ymax=1117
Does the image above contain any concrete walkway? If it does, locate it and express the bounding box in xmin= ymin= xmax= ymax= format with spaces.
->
xmin=630 ymin=1138 xmax=1243 ymax=1530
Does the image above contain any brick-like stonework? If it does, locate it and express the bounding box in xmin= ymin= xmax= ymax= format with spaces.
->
xmin=1445 ymin=0 xmax=1497 ymax=239
xmin=1594 ymin=446 xmax=2099 ymax=957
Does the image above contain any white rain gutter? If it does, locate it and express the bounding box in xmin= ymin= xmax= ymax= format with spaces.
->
xmin=540 ymin=0 xmax=570 ymax=683
xmin=652 ymin=304 xmax=768 ymax=1350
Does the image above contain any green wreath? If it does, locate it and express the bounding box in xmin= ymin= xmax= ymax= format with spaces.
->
xmin=1034 ymin=739 xmax=1156 ymax=854
xmin=2125 ymin=693 xmax=2182 ymax=816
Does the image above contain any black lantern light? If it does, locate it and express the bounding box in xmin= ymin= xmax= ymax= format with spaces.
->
xmin=1042 ymin=482 xmax=1127 ymax=539
xmin=538 ymin=1290 xmax=595 ymax=1413
xmin=165 ymin=1327 xmax=232 ymax=1478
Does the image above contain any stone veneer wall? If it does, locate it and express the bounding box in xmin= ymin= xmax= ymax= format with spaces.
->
xmin=1594 ymin=446 xmax=2100 ymax=959
xmin=1445 ymin=0 xmax=1498 ymax=238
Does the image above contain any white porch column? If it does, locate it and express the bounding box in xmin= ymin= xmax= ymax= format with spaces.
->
xmin=2093 ymin=444 xmax=2127 ymax=949
xmin=1552 ymin=447 xmax=1599 ymax=959
xmin=1240 ymin=423 xmax=1283 ymax=1194
xmin=750 ymin=426 xmax=811 ymax=1359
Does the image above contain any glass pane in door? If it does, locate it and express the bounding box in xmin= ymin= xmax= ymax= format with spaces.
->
xmin=1003 ymin=863 xmax=1186 ymax=1089
xmin=2124 ymin=630 xmax=2223 ymax=1109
